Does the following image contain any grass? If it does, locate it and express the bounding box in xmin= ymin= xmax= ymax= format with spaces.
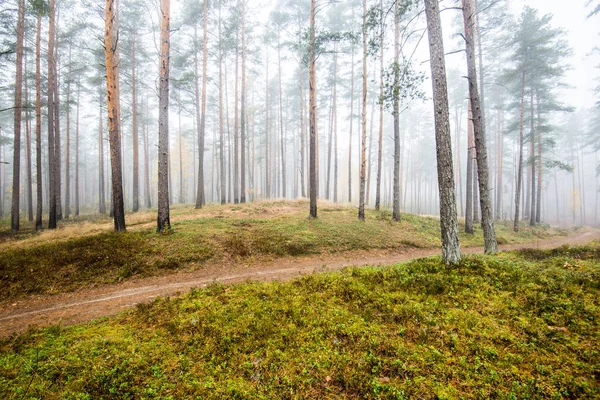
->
xmin=0 ymin=200 xmax=573 ymax=301
xmin=0 ymin=245 xmax=598 ymax=399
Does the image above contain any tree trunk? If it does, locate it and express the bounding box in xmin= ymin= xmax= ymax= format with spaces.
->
xmin=157 ymin=0 xmax=171 ymax=232
xmin=299 ymin=62 xmax=306 ymax=198
xmin=333 ymin=59 xmax=338 ymax=203
xmin=178 ymin=108 xmax=184 ymax=204
xmin=514 ymin=69 xmax=526 ymax=232
xmin=11 ymin=0 xmax=25 ymax=231
xmin=47 ymin=0 xmax=57 ymax=229
xmin=65 ymin=44 xmax=71 ymax=220
xmin=309 ymin=0 xmax=317 ymax=218
xmin=105 ymin=0 xmax=126 ymax=232
xmin=240 ymin=0 xmax=247 ymax=203
xmin=25 ymin=56 xmax=33 ymax=222
xmin=195 ymin=0 xmax=208 ymax=208
xmin=424 ymin=0 xmax=461 ymax=265
xmin=75 ymin=80 xmax=80 ymax=216
xmin=465 ymin=102 xmax=474 ymax=234
xmin=348 ymin=47 xmax=354 ymax=204
xmin=132 ymin=34 xmax=139 ymax=212
xmin=535 ymin=92 xmax=542 ymax=223
xmin=218 ymin=7 xmax=225 ymax=205
xmin=392 ymin=0 xmax=400 ymax=221
xmin=462 ymin=0 xmax=497 ymax=253
xmin=358 ymin=0 xmax=367 ymax=221
xmin=529 ymin=90 xmax=535 ymax=226
xmin=265 ymin=49 xmax=270 ymax=198
xmin=278 ymin=35 xmax=286 ymax=199
xmin=495 ymin=108 xmax=503 ymax=219
xmin=143 ymin=98 xmax=151 ymax=209
xmin=54 ymin=14 xmax=62 ymax=222
xmin=234 ymin=30 xmax=239 ymax=204
xmin=35 ymin=10 xmax=43 ymax=229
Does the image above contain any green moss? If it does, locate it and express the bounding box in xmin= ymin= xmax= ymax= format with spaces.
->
xmin=0 ymin=201 xmax=573 ymax=300
xmin=1 ymin=246 xmax=598 ymax=399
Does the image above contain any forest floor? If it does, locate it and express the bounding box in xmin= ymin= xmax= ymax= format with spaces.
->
xmin=0 ymin=200 xmax=595 ymax=337
xmin=1 ymin=242 xmax=599 ymax=398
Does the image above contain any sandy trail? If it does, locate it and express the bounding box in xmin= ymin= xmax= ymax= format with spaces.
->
xmin=0 ymin=230 xmax=597 ymax=337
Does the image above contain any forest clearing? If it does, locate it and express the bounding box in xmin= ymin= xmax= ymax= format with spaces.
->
xmin=1 ymin=0 xmax=600 ymax=397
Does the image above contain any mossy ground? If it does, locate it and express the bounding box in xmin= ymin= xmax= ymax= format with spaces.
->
xmin=0 ymin=200 xmax=572 ymax=301
xmin=0 ymin=245 xmax=598 ymax=399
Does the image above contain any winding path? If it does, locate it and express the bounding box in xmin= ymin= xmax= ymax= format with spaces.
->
xmin=1 ymin=230 xmax=598 ymax=337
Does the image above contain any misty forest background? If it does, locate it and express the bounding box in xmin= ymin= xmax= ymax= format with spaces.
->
xmin=0 ymin=0 xmax=599 ymax=233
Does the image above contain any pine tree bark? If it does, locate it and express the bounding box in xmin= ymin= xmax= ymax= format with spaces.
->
xmin=465 ymin=101 xmax=474 ymax=234
xmin=333 ymin=57 xmax=338 ymax=203
xmin=54 ymin=16 xmax=62 ymax=222
xmin=105 ymin=0 xmax=126 ymax=232
xmin=25 ymin=57 xmax=33 ymax=222
xmin=278 ymin=34 xmax=286 ymax=199
xmin=35 ymin=9 xmax=43 ymax=230
xmin=75 ymin=80 xmax=80 ymax=216
xmin=529 ymin=91 xmax=535 ymax=226
xmin=234 ymin=30 xmax=240 ymax=204
xmin=462 ymin=0 xmax=497 ymax=253
xmin=157 ymin=0 xmax=171 ymax=232
xmin=47 ymin=0 xmax=57 ymax=229
xmin=309 ymin=0 xmax=317 ymax=218
xmin=11 ymin=0 xmax=25 ymax=231
xmin=143 ymin=98 xmax=151 ymax=209
xmin=495 ymin=109 xmax=503 ymax=219
xmin=195 ymin=0 xmax=207 ymax=208
xmin=535 ymin=91 xmax=542 ymax=223
xmin=348 ymin=47 xmax=354 ymax=204
xmin=514 ymin=69 xmax=526 ymax=232
xmin=132 ymin=34 xmax=139 ymax=212
xmin=240 ymin=0 xmax=247 ymax=203
xmin=358 ymin=0 xmax=367 ymax=221
xmin=218 ymin=6 xmax=225 ymax=205
xmin=65 ymin=44 xmax=71 ymax=219
xmin=299 ymin=62 xmax=306 ymax=198
xmin=98 ymin=96 xmax=106 ymax=214
xmin=392 ymin=0 xmax=400 ymax=221
xmin=424 ymin=0 xmax=461 ymax=265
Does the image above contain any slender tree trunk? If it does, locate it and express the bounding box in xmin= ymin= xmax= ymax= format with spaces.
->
xmin=392 ymin=0 xmax=400 ymax=220
xmin=218 ymin=7 xmax=226 ymax=205
xmin=157 ymin=0 xmax=171 ymax=232
xmin=195 ymin=0 xmax=208 ymax=208
xmin=333 ymin=60 xmax=338 ymax=203
xmin=65 ymin=44 xmax=71 ymax=219
xmin=535 ymin=91 xmax=542 ymax=223
xmin=465 ymin=102 xmax=474 ymax=233
xmin=265 ymin=49 xmax=270 ymax=198
xmin=309 ymin=0 xmax=317 ymax=218
xmin=495 ymin=108 xmax=503 ymax=219
xmin=178 ymin=109 xmax=184 ymax=204
xmin=424 ymin=0 xmax=461 ymax=265
xmin=366 ymin=94 xmax=374 ymax=204
xmin=105 ymin=0 xmax=126 ymax=232
xmin=75 ymin=80 xmax=80 ymax=216
xmin=299 ymin=62 xmax=306 ymax=198
xmin=234 ymin=30 xmax=239 ymax=204
xmin=514 ymin=69 xmax=526 ymax=232
xmin=529 ymin=90 xmax=535 ymax=226
xmin=278 ymin=35 xmax=286 ymax=199
xmin=47 ymin=0 xmax=57 ymax=229
xmin=132 ymin=34 xmax=139 ymax=212
xmin=11 ymin=0 xmax=25 ymax=231
xmin=326 ymin=82 xmax=334 ymax=200
xmin=98 ymin=96 xmax=106 ymax=214
xmin=35 ymin=10 xmax=43 ymax=229
xmin=240 ymin=0 xmax=247 ymax=203
xmin=348 ymin=47 xmax=354 ymax=204
xmin=54 ymin=13 xmax=62 ymax=222
xmin=25 ymin=57 xmax=33 ymax=222
xmin=143 ymin=98 xmax=151 ymax=208
xmin=358 ymin=0 xmax=367 ymax=221
xmin=462 ymin=0 xmax=497 ymax=253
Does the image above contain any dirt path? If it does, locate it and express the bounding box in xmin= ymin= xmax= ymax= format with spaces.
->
xmin=1 ymin=230 xmax=598 ymax=337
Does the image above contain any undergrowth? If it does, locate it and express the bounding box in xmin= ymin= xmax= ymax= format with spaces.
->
xmin=0 ymin=201 xmax=573 ymax=301
xmin=0 ymin=245 xmax=598 ymax=399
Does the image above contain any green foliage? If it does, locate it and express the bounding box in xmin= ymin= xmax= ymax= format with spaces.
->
xmin=1 ymin=246 xmax=599 ymax=398
xmin=0 ymin=201 xmax=572 ymax=301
